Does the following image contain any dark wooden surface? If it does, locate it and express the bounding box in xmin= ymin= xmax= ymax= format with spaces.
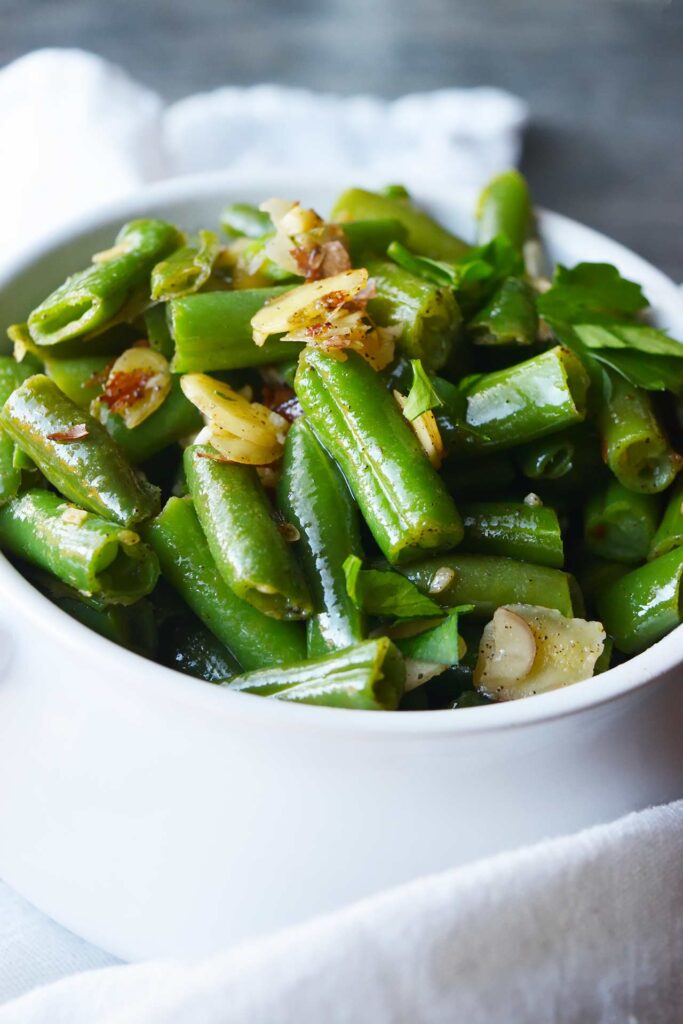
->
xmin=2 ymin=0 xmax=681 ymax=278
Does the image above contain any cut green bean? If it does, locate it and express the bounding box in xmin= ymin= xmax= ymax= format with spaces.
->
xmin=598 ymin=371 xmax=681 ymax=493
xmin=295 ymin=348 xmax=463 ymax=564
xmin=28 ymin=220 xmax=183 ymax=346
xmin=0 ymin=356 xmax=36 ymax=504
xmin=145 ymin=496 xmax=306 ymax=670
xmin=476 ymin=170 xmax=532 ymax=251
xmin=43 ymin=352 xmax=113 ymax=408
xmin=366 ymin=259 xmax=462 ymax=371
xmin=649 ymin=479 xmax=683 ymax=560
xmin=220 ymin=203 xmax=272 ymax=239
xmin=397 ymin=553 xmax=578 ymax=619
xmin=151 ymin=230 xmax=220 ymax=301
xmin=184 ymin=443 xmax=312 ymax=620
xmin=584 ymin=479 xmax=659 ymax=563
xmin=162 ymin=619 xmax=241 ymax=682
xmin=223 ymin=637 xmax=405 ymax=711
xmin=460 ymin=501 xmax=564 ymax=567
xmin=168 ymin=288 xmax=299 ymax=372
xmin=438 ymin=346 xmax=589 ymax=454
xmin=0 ymin=489 xmax=159 ymax=603
xmin=597 ymin=547 xmax=683 ymax=654
xmin=1 ymin=375 xmax=159 ymax=526
xmin=341 ymin=218 xmax=408 ymax=263
xmin=98 ymin=379 xmax=202 ymax=465
xmin=144 ymin=304 xmax=175 ymax=360
xmin=331 ymin=188 xmax=468 ymax=261
xmin=467 ymin=278 xmax=538 ymax=347
xmin=278 ymin=418 xmax=365 ymax=655
xmin=515 ymin=424 xmax=601 ymax=485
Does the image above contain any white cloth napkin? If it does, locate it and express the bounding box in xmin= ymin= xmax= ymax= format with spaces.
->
xmin=1 ymin=801 xmax=681 ymax=1024
xmin=1 ymin=46 xmax=681 ymax=1023
xmin=0 ymin=48 xmax=527 ymax=271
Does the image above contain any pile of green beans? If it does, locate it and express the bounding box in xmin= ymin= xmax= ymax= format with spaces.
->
xmin=1 ymin=175 xmax=682 ymax=712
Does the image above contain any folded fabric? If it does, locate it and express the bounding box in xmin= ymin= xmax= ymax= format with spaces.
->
xmin=0 ymin=48 xmax=527 ymax=270
xmin=1 ymin=801 xmax=681 ymax=1024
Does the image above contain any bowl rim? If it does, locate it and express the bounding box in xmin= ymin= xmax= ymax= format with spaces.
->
xmin=1 ymin=169 xmax=682 ymax=738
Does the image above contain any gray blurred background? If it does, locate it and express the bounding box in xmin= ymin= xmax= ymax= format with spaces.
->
xmin=2 ymin=0 xmax=681 ymax=278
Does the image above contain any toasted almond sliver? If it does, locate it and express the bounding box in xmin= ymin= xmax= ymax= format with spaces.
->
xmin=99 ymin=347 xmax=171 ymax=429
xmin=208 ymin=427 xmax=282 ymax=466
xmin=180 ymin=373 xmax=280 ymax=448
xmin=251 ymin=269 xmax=368 ymax=346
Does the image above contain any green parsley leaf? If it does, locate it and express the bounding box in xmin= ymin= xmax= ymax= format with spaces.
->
xmin=574 ymin=322 xmax=683 ymax=359
xmin=343 ymin=555 xmax=441 ymax=618
xmin=537 ymin=262 xmax=648 ymax=323
xmin=386 ymin=242 xmax=456 ymax=287
xmin=403 ymin=359 xmax=444 ymax=420
xmin=394 ymin=608 xmax=470 ymax=664
xmin=586 ymin=348 xmax=683 ymax=393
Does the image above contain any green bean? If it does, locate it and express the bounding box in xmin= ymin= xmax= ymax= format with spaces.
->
xmin=0 ymin=357 xmax=36 ymax=504
xmin=220 ymin=203 xmax=272 ymax=239
xmin=151 ymin=230 xmax=220 ymax=301
xmin=229 ymin=235 xmax=299 ymax=286
xmin=168 ymin=288 xmax=299 ymax=372
xmin=98 ymin=379 xmax=202 ymax=465
xmin=43 ymin=353 xmax=113 ymax=408
xmin=584 ymin=479 xmax=659 ymax=563
xmin=223 ymin=637 xmax=405 ymax=711
xmin=397 ymin=553 xmax=578 ymax=619
xmin=460 ymin=501 xmax=564 ymax=567
xmin=366 ymin=259 xmax=462 ymax=371
xmin=145 ymin=496 xmax=306 ymax=670
xmin=649 ymin=479 xmax=683 ymax=560
xmin=144 ymin=304 xmax=175 ymax=360
xmin=438 ymin=346 xmax=589 ymax=454
xmin=598 ymin=371 xmax=681 ymax=493
xmin=0 ymin=375 xmax=159 ymax=526
xmin=331 ymin=188 xmax=468 ymax=261
xmin=184 ymin=443 xmax=312 ymax=620
xmin=27 ymin=220 xmax=183 ymax=346
xmin=295 ymin=348 xmax=463 ymax=564
xmin=278 ymin=418 xmax=365 ymax=655
xmin=340 ymin=218 xmax=408 ymax=263
xmin=467 ymin=278 xmax=538 ymax=347
xmin=162 ymin=619 xmax=241 ymax=682
xmin=36 ymin=571 xmax=158 ymax=655
xmin=515 ymin=424 xmax=602 ymax=486
xmin=476 ymin=170 xmax=532 ymax=251
xmin=0 ymin=489 xmax=159 ymax=603
xmin=597 ymin=547 xmax=683 ymax=654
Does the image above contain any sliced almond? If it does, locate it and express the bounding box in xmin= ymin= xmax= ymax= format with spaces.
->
xmin=207 ymin=426 xmax=282 ymax=466
xmin=394 ymin=392 xmax=445 ymax=468
xmin=251 ymin=269 xmax=368 ymax=346
xmin=404 ymin=658 xmax=448 ymax=692
xmin=97 ymin=348 xmax=171 ymax=429
xmin=475 ymin=604 xmax=605 ymax=701
xmin=180 ymin=373 xmax=284 ymax=448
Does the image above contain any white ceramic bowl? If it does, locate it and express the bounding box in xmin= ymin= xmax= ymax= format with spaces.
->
xmin=0 ymin=174 xmax=681 ymax=961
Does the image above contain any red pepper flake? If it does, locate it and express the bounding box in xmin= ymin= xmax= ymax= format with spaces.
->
xmin=100 ymin=369 xmax=154 ymax=414
xmin=319 ymin=290 xmax=348 ymax=312
xmin=196 ymin=450 xmax=274 ymax=468
xmin=196 ymin=450 xmax=232 ymax=463
xmin=83 ymin=362 xmax=114 ymax=390
xmin=132 ymin=338 xmax=151 ymax=348
xmin=47 ymin=424 xmax=89 ymax=442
